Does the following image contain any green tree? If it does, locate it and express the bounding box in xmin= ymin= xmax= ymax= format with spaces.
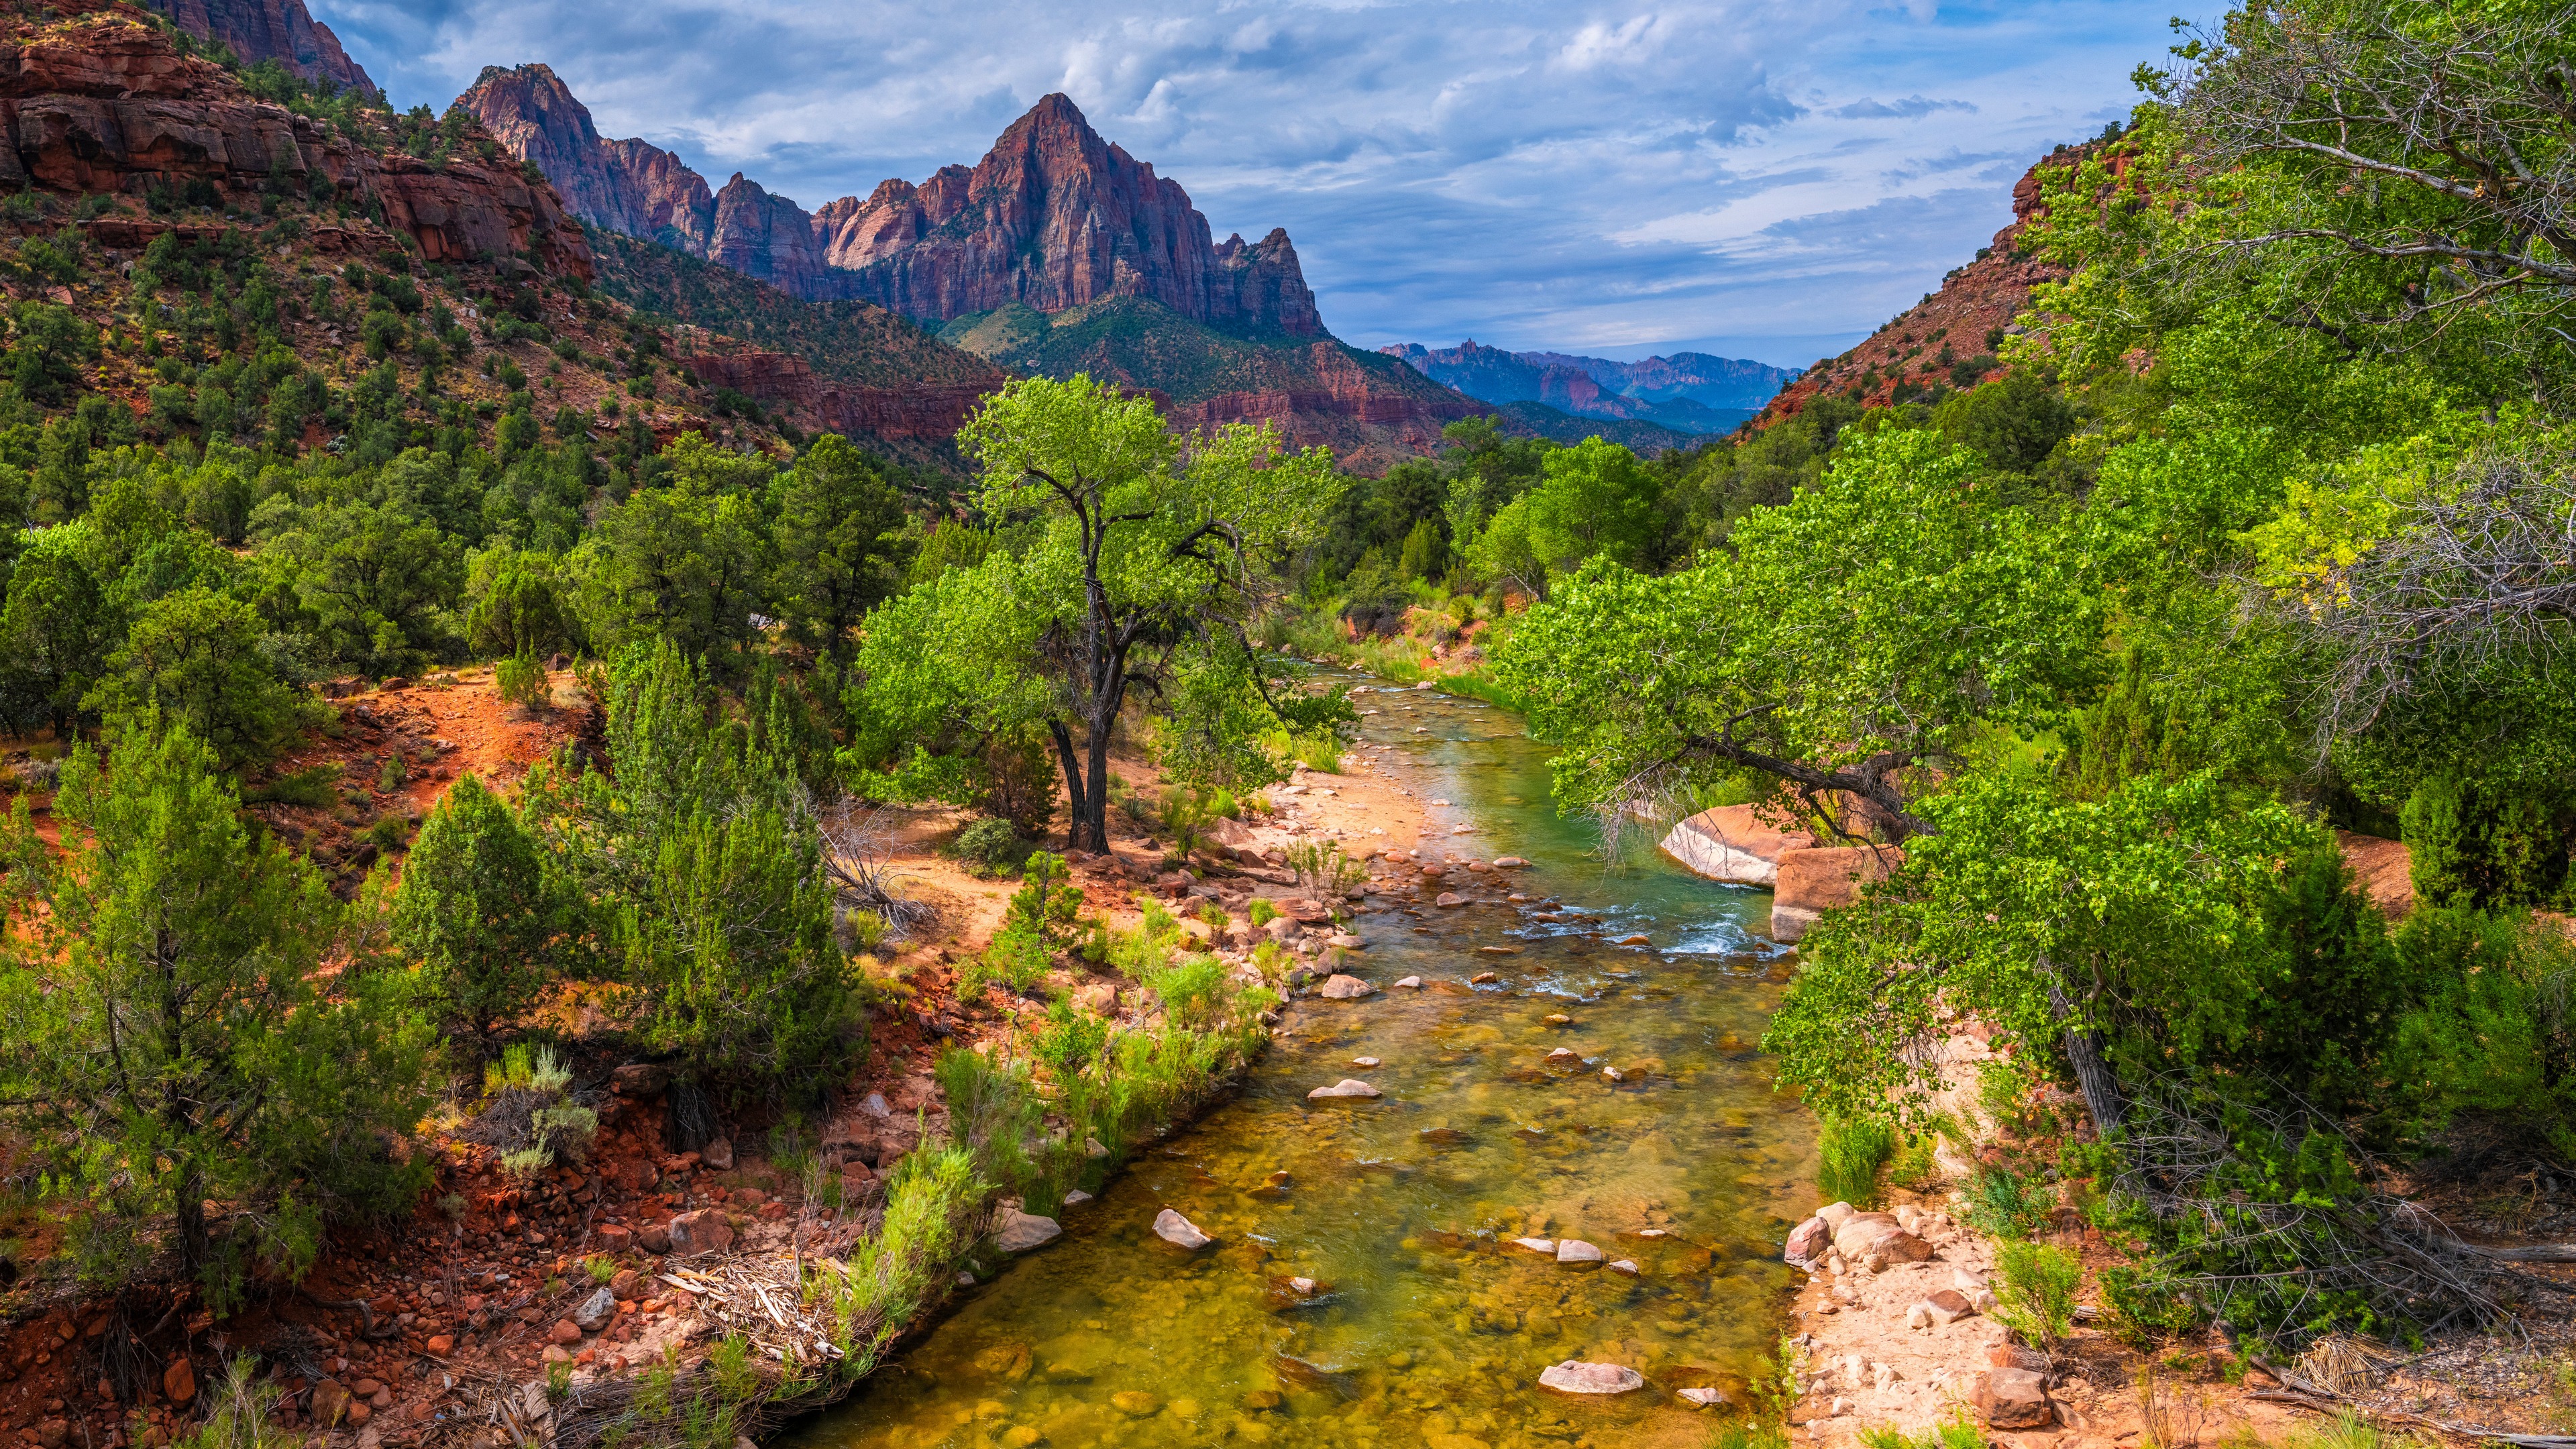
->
xmin=863 ymin=376 xmax=1344 ymax=850
xmin=465 ymin=545 xmax=580 ymax=660
xmin=525 ymin=641 xmax=859 ymax=1090
xmin=394 ymin=773 xmax=578 ymax=1053
xmin=771 ymin=433 xmax=908 ymax=658
xmin=572 ymin=433 xmax=773 ymax=662
xmin=0 ymin=537 xmax=113 ymax=737
xmin=0 ymin=714 xmax=435 ymax=1305
xmin=87 ymin=586 xmax=314 ymax=766
xmin=278 ymin=496 xmax=465 ymax=678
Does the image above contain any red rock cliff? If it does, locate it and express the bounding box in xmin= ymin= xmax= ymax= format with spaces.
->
xmin=140 ymin=0 xmax=372 ymax=95
xmin=458 ymin=77 xmax=1324 ymax=338
xmin=458 ymin=63 xmax=710 ymax=254
xmin=3 ymin=8 xmax=589 ymax=281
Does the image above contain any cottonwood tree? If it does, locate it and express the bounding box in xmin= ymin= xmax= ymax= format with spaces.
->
xmin=863 ymin=376 xmax=1346 ymax=851
xmin=1493 ymin=428 xmax=2104 ymax=841
xmin=0 ymin=714 xmax=435 ymax=1304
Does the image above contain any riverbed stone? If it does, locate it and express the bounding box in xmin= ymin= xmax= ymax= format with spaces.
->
xmin=1555 ymin=1240 xmax=1603 ymax=1266
xmin=994 ymin=1210 xmax=1061 ymax=1253
xmin=1352 ymin=1056 xmax=1381 ymax=1067
xmin=1493 ymin=856 xmax=1528 ymax=868
xmin=1538 ymin=1361 xmax=1644 ymax=1395
xmin=1511 ymin=1237 xmax=1557 ymax=1255
xmin=1436 ymin=892 xmax=1467 ymax=908
xmin=572 ymin=1286 xmax=616 ymax=1332
xmin=1785 ymin=1214 xmax=1833 ymax=1267
xmin=1394 ymin=976 xmax=1422 ymax=989
xmin=1326 ymin=934 xmax=1365 ymax=950
xmin=1318 ymin=974 xmax=1377 ymax=1000
xmin=1153 ymin=1210 xmax=1214 ymax=1249
xmin=1976 ymin=1368 xmax=2055 ymax=1428
xmin=1111 ymin=1390 xmax=1164 ymax=1417
xmin=1307 ymin=1079 xmax=1381 ymax=1100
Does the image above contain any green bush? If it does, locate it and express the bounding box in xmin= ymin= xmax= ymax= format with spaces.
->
xmin=1964 ymin=1164 xmax=2056 ymax=1238
xmin=1030 ymin=993 xmax=1110 ymax=1080
xmin=953 ymin=816 xmax=1025 ymax=872
xmin=1817 ymin=1116 xmax=1896 ymax=1208
xmin=1992 ymin=1241 xmax=2082 ymax=1348
xmin=964 ymin=924 xmax=1051 ymax=997
xmin=2403 ymin=771 xmax=2575 ymax=910
xmin=496 ymin=648 xmax=549 ymax=712
xmin=2388 ymin=907 xmax=2576 ymax=1155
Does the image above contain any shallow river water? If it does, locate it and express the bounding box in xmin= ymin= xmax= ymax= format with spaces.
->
xmin=785 ymin=679 xmax=1819 ymax=1449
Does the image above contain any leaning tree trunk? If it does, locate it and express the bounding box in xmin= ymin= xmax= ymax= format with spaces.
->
xmin=2045 ymin=975 xmax=2126 ymax=1137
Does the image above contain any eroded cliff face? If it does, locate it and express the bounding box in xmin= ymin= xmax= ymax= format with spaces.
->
xmin=7 ymin=9 xmax=588 ymax=280
xmin=1752 ymin=146 xmax=2123 ymax=427
xmin=458 ymin=63 xmax=710 ymax=254
xmin=458 ymin=78 xmax=1323 ymax=338
xmin=141 ymin=0 xmax=372 ymax=95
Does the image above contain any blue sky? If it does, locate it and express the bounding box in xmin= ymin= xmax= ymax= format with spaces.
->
xmin=311 ymin=1 xmax=2182 ymax=369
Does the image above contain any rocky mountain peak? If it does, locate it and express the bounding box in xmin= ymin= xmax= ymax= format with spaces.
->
xmin=142 ymin=0 xmax=374 ymax=94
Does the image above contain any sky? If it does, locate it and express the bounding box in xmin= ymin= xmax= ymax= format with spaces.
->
xmin=309 ymin=0 xmax=2182 ymax=370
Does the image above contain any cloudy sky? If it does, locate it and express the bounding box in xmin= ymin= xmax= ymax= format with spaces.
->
xmin=310 ymin=1 xmax=2179 ymax=368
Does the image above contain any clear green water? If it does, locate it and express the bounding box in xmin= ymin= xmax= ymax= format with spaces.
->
xmin=785 ymin=680 xmax=1817 ymax=1449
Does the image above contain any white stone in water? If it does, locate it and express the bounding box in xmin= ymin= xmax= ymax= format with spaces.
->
xmin=1537 ymin=1361 xmax=1644 ymax=1395
xmin=1601 ymin=1066 xmax=1627 ymax=1082
xmin=1351 ymin=1057 xmax=1381 ymax=1067
xmin=1318 ymin=974 xmax=1376 ymax=999
xmin=1307 ymin=1079 xmax=1382 ymax=1099
xmin=1394 ymin=976 xmax=1423 ymax=989
xmin=1289 ymin=1277 xmax=1319 ymax=1296
xmin=1555 ymin=1240 xmax=1603 ymax=1265
xmin=1511 ymin=1237 xmax=1558 ymax=1256
xmin=993 ymin=1210 xmax=1061 ymax=1253
xmin=1679 ymin=1387 xmax=1726 ymax=1407
xmin=1062 ymin=1190 xmax=1093 ymax=1207
xmin=1608 ymin=1259 xmax=1641 ymax=1276
xmin=1546 ymin=1048 xmax=1580 ymax=1063
xmin=1152 ymin=1209 xmax=1214 ymax=1249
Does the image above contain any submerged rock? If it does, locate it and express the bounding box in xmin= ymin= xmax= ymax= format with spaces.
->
xmin=1307 ymin=1079 xmax=1382 ymax=1100
xmin=994 ymin=1210 xmax=1061 ymax=1253
xmin=1152 ymin=1209 xmax=1214 ymax=1248
xmin=1554 ymin=1239 xmax=1603 ymax=1266
xmin=1538 ymin=1360 xmax=1644 ymax=1395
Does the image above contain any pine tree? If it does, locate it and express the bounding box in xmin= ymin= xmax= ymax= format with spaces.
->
xmin=0 ymin=713 xmax=435 ymax=1306
xmin=394 ymin=771 xmax=578 ymax=1051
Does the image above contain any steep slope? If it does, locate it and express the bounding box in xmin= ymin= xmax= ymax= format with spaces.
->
xmin=590 ymin=230 xmax=1003 ymax=472
xmin=1489 ymin=400 xmax=1690 ymax=455
xmin=1384 ymin=340 xmax=1790 ymax=434
xmin=460 ymin=74 xmax=1458 ymax=467
xmin=457 ymin=63 xmax=711 ymax=253
xmin=140 ymin=0 xmax=374 ymax=94
xmin=935 ymin=299 xmax=1477 ymax=474
xmin=1751 ymin=147 xmax=2100 ymax=427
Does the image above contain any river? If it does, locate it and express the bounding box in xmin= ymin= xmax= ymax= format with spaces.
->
xmin=783 ymin=676 xmax=1816 ymax=1449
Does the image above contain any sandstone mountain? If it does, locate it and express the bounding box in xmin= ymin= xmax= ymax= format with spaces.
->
xmin=140 ymin=0 xmax=374 ymax=94
xmin=458 ymin=71 xmax=1473 ymax=469
xmin=1751 ymin=146 xmax=2101 ymax=427
xmin=459 ymin=75 xmax=1320 ymax=339
xmin=1383 ymin=340 xmax=1792 ymax=435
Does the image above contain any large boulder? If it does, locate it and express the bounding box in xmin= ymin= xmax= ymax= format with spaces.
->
xmin=994 ymin=1209 xmax=1061 ymax=1253
xmin=1660 ymin=804 xmax=1816 ymax=885
xmin=1538 ymin=1361 xmax=1645 ymax=1395
xmin=1833 ymin=1213 xmax=1933 ymax=1263
xmin=1772 ymin=846 xmax=1900 ymax=943
xmin=1976 ymin=1368 xmax=2055 ymax=1428
xmin=1784 ymin=1214 xmax=1833 ymax=1267
xmin=1152 ymin=1209 xmax=1214 ymax=1249
xmin=1318 ymin=974 xmax=1376 ymax=1000
xmin=666 ymin=1208 xmax=733 ymax=1256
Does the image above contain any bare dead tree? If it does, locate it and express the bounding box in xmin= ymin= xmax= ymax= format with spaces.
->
xmin=2301 ymin=439 xmax=2576 ymax=741
xmin=818 ymin=799 xmax=935 ymax=937
xmin=2170 ymin=1 xmax=2576 ymax=354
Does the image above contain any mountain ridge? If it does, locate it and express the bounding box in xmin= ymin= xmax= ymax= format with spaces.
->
xmin=138 ymin=0 xmax=374 ymax=95
xmin=1383 ymin=340 xmax=1792 ymax=435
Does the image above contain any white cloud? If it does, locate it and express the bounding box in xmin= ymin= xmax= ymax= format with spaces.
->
xmin=310 ymin=0 xmax=2176 ymax=364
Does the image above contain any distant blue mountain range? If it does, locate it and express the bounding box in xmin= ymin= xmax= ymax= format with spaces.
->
xmin=1382 ymin=340 xmax=1799 ymax=435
